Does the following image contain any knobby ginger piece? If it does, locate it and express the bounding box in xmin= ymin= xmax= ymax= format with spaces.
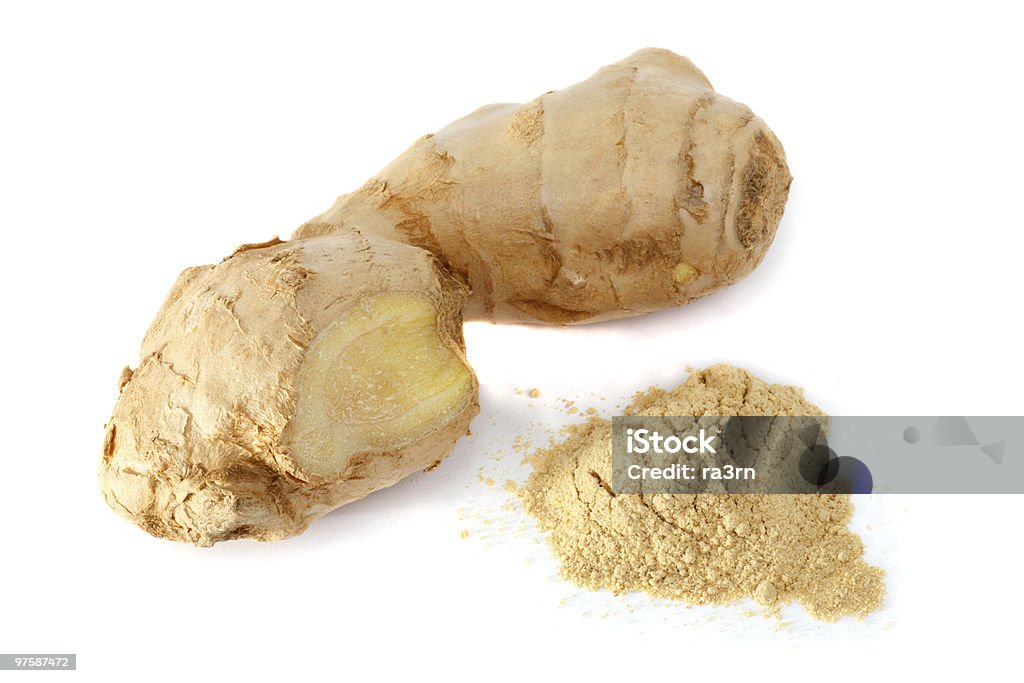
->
xmin=102 ymin=233 xmax=477 ymax=546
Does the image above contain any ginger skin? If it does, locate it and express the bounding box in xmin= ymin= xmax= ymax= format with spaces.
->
xmin=100 ymin=49 xmax=791 ymax=545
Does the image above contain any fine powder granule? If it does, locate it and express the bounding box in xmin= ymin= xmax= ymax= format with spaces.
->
xmin=517 ymin=365 xmax=885 ymax=621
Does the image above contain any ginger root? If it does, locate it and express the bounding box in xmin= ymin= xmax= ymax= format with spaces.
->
xmin=100 ymin=49 xmax=790 ymax=545
xmin=298 ymin=48 xmax=790 ymax=323
xmin=102 ymin=233 xmax=476 ymax=545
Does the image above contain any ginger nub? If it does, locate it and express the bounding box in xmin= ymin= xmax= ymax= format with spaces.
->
xmin=283 ymin=293 xmax=473 ymax=478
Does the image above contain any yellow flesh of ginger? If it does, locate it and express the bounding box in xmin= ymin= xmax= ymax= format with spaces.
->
xmin=284 ymin=293 xmax=473 ymax=478
xmin=672 ymin=262 xmax=698 ymax=285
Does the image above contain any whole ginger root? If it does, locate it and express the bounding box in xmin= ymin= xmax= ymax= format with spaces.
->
xmin=101 ymin=49 xmax=791 ymax=545
xmin=298 ymin=48 xmax=791 ymax=323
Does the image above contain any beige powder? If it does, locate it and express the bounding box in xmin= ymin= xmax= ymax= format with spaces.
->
xmin=517 ymin=364 xmax=885 ymax=621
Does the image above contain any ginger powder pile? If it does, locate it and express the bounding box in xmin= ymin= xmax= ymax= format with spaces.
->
xmin=518 ymin=365 xmax=885 ymax=621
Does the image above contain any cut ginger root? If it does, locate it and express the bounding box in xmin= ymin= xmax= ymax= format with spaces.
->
xmin=100 ymin=48 xmax=792 ymax=545
xmin=283 ymin=293 xmax=474 ymax=479
xmin=101 ymin=234 xmax=477 ymax=546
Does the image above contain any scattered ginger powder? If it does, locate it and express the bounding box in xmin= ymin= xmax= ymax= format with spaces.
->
xmin=517 ymin=365 xmax=884 ymax=621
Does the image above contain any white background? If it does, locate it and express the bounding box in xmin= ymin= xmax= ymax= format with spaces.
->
xmin=2 ymin=1 xmax=1022 ymax=680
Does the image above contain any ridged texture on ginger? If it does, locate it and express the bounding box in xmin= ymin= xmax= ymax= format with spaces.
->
xmin=297 ymin=48 xmax=791 ymax=323
xmin=100 ymin=233 xmax=478 ymax=546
